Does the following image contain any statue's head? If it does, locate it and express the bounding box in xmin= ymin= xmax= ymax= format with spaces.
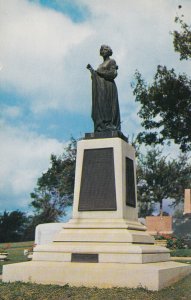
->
xmin=100 ymin=45 xmax=113 ymax=57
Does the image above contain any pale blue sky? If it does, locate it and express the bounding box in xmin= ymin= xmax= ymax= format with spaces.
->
xmin=0 ymin=0 xmax=191 ymax=213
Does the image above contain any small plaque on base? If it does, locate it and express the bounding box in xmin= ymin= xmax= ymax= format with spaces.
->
xmin=71 ymin=253 xmax=98 ymax=263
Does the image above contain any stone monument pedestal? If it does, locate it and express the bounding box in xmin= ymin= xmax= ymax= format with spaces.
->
xmin=3 ymin=136 xmax=191 ymax=290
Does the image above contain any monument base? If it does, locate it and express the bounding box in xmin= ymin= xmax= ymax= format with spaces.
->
xmin=3 ymin=218 xmax=191 ymax=290
xmin=3 ymin=137 xmax=191 ymax=290
xmin=3 ymin=260 xmax=191 ymax=291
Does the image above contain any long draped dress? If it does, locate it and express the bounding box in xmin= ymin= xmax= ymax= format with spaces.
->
xmin=91 ymin=58 xmax=121 ymax=132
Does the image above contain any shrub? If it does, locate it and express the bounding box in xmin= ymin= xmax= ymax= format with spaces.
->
xmin=154 ymin=234 xmax=186 ymax=250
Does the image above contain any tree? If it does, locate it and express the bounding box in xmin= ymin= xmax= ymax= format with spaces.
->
xmin=133 ymin=67 xmax=191 ymax=152
xmin=137 ymin=147 xmax=191 ymax=217
xmin=0 ymin=210 xmax=28 ymax=243
xmin=172 ymin=16 xmax=191 ymax=60
xmin=133 ymin=11 xmax=191 ymax=152
xmin=29 ymin=138 xmax=77 ymax=225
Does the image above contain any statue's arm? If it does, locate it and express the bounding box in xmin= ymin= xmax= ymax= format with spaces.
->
xmin=96 ymin=60 xmax=118 ymax=80
xmin=97 ymin=69 xmax=117 ymax=80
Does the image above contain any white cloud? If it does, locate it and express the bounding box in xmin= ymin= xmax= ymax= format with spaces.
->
xmin=0 ymin=0 xmax=93 ymax=113
xmin=1 ymin=0 xmax=191 ymax=118
xmin=1 ymin=105 xmax=22 ymax=119
xmin=0 ymin=120 xmax=63 ymax=209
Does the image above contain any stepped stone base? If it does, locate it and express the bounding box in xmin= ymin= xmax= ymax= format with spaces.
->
xmin=29 ymin=218 xmax=170 ymax=265
xmin=3 ymin=218 xmax=191 ymax=290
xmin=3 ymin=260 xmax=191 ymax=291
xmin=3 ymin=138 xmax=191 ymax=290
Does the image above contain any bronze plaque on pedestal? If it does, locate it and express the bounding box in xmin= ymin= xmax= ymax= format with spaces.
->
xmin=126 ymin=157 xmax=136 ymax=207
xmin=78 ymin=148 xmax=116 ymax=211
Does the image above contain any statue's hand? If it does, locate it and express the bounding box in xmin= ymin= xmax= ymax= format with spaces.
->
xmin=87 ymin=64 xmax=94 ymax=72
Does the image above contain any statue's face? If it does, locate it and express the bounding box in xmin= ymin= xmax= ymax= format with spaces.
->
xmin=100 ymin=46 xmax=110 ymax=58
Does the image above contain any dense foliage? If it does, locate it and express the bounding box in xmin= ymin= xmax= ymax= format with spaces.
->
xmin=29 ymin=138 xmax=76 ymax=224
xmin=133 ymin=12 xmax=191 ymax=152
xmin=137 ymin=147 xmax=191 ymax=217
xmin=155 ymin=234 xmax=186 ymax=250
xmin=133 ymin=67 xmax=191 ymax=152
xmin=172 ymin=16 xmax=191 ymax=60
xmin=0 ymin=210 xmax=28 ymax=243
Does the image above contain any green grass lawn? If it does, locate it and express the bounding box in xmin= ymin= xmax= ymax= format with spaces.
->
xmin=0 ymin=242 xmax=191 ymax=299
xmin=170 ymin=248 xmax=191 ymax=257
xmin=0 ymin=241 xmax=34 ymax=275
xmin=171 ymin=249 xmax=191 ymax=264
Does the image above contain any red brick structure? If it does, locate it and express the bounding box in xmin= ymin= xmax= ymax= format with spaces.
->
xmin=184 ymin=189 xmax=191 ymax=215
xmin=146 ymin=216 xmax=173 ymax=235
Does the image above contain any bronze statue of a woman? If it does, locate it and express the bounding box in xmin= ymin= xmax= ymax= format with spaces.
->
xmin=87 ymin=45 xmax=121 ymax=132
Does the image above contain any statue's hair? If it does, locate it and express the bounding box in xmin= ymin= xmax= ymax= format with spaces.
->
xmin=100 ymin=45 xmax=113 ymax=56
